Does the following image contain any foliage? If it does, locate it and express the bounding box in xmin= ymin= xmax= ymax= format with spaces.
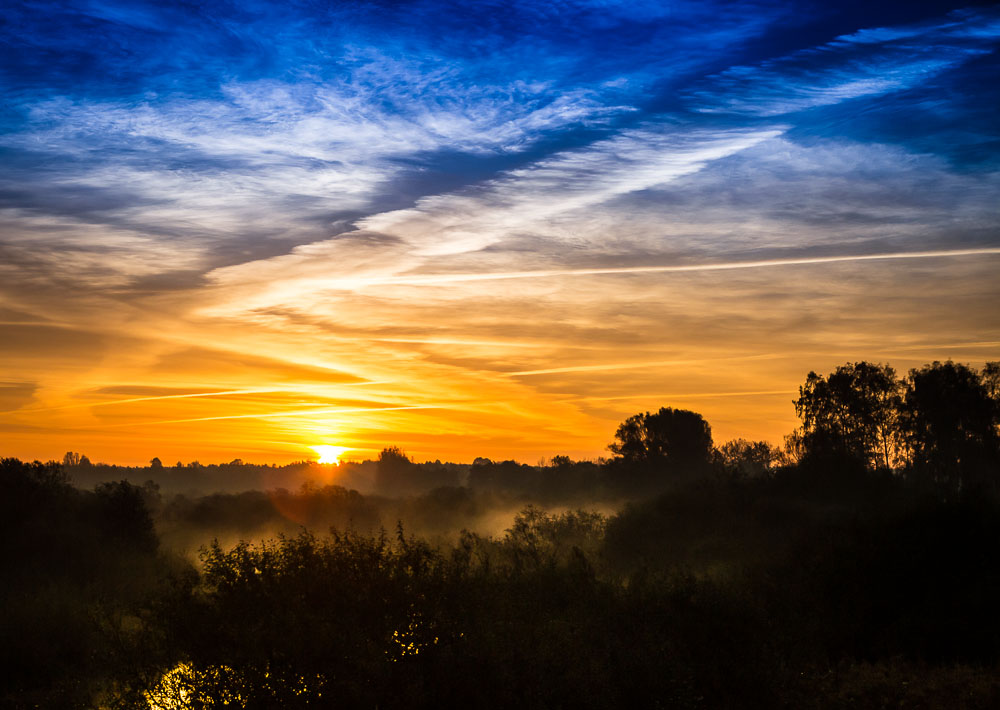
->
xmin=717 ymin=438 xmax=779 ymax=479
xmin=792 ymin=362 xmax=902 ymax=473
xmin=606 ymin=407 xmax=715 ymax=491
xmin=788 ymin=360 xmax=1000 ymax=495
xmin=900 ymin=360 xmax=1000 ymax=494
xmin=376 ymin=446 xmax=460 ymax=494
xmin=0 ymin=458 xmax=194 ymax=708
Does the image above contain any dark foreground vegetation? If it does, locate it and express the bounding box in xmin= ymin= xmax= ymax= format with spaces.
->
xmin=3 ymin=359 xmax=1000 ymax=708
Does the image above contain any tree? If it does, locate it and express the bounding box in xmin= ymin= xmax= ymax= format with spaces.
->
xmin=717 ymin=439 xmax=779 ymax=479
xmin=900 ymin=361 xmax=1000 ymax=494
xmin=792 ymin=362 xmax=902 ymax=473
xmin=375 ymin=446 xmax=415 ymax=494
xmin=983 ymin=361 xmax=1000 ymax=403
xmin=467 ymin=458 xmax=536 ymax=494
xmin=0 ymin=460 xmax=187 ymax=707
xmin=94 ymin=480 xmax=159 ymax=553
xmin=607 ymin=407 xmax=714 ymax=484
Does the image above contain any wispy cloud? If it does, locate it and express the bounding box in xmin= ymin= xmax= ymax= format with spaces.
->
xmin=685 ymin=8 xmax=1000 ymax=116
xmin=508 ymin=353 xmax=781 ymax=377
xmin=201 ymin=124 xmax=781 ymax=314
xmin=115 ymin=405 xmax=445 ymax=428
xmin=0 ymin=42 xmax=637 ymax=296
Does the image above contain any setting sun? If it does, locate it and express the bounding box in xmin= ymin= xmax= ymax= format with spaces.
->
xmin=311 ymin=445 xmax=350 ymax=464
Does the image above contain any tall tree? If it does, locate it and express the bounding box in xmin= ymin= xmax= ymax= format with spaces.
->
xmin=792 ymin=362 xmax=902 ymax=473
xmin=608 ymin=407 xmax=714 ymax=482
xmin=900 ymin=361 xmax=1000 ymax=493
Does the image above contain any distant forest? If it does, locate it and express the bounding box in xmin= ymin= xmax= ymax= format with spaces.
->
xmin=4 ymin=359 xmax=1000 ymax=708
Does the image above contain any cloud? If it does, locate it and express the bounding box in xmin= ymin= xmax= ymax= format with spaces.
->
xmin=362 ymin=125 xmax=783 ymax=255
xmin=0 ymin=59 xmax=634 ymax=297
xmin=0 ymin=0 xmax=784 ymax=309
xmin=685 ymin=8 xmax=1000 ymax=116
xmin=200 ymin=124 xmax=781 ymax=314
xmin=0 ymin=382 xmax=38 ymax=413
xmin=145 ymin=347 xmax=369 ymax=386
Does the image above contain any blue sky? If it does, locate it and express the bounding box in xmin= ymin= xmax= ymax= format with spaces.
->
xmin=1 ymin=1 xmax=999 ymax=463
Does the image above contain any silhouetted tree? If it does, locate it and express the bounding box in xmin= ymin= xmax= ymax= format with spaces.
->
xmin=607 ymin=408 xmax=714 ymax=490
xmin=374 ymin=447 xmax=460 ymax=495
xmin=375 ymin=446 xmax=416 ymax=494
xmin=717 ymin=439 xmax=779 ymax=479
xmin=792 ymin=362 xmax=902 ymax=473
xmin=900 ymin=361 xmax=1000 ymax=494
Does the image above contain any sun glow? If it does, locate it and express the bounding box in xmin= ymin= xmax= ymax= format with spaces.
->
xmin=311 ymin=445 xmax=349 ymax=464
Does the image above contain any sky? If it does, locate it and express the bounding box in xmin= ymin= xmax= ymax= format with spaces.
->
xmin=1 ymin=0 xmax=999 ymax=466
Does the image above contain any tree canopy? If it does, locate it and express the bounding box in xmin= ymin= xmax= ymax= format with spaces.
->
xmin=607 ymin=407 xmax=714 ymax=486
xmin=901 ymin=361 xmax=1000 ymax=493
xmin=792 ymin=361 xmax=902 ymax=473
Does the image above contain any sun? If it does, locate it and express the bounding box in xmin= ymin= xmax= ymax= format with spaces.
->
xmin=311 ymin=445 xmax=350 ymax=464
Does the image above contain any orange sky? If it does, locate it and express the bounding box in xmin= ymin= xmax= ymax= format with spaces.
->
xmin=3 ymin=253 xmax=998 ymax=465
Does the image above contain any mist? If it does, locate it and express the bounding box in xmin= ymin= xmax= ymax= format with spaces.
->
xmin=5 ymin=359 xmax=1000 ymax=707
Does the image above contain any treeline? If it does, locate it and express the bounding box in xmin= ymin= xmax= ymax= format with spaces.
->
xmin=71 ymin=359 xmax=999 ymax=502
xmin=382 ymin=359 xmax=1000 ymax=500
xmin=62 ymin=457 xmax=381 ymax=495
xmin=786 ymin=360 xmax=1000 ymax=490
xmin=3 ymin=358 xmax=1000 ymax=708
